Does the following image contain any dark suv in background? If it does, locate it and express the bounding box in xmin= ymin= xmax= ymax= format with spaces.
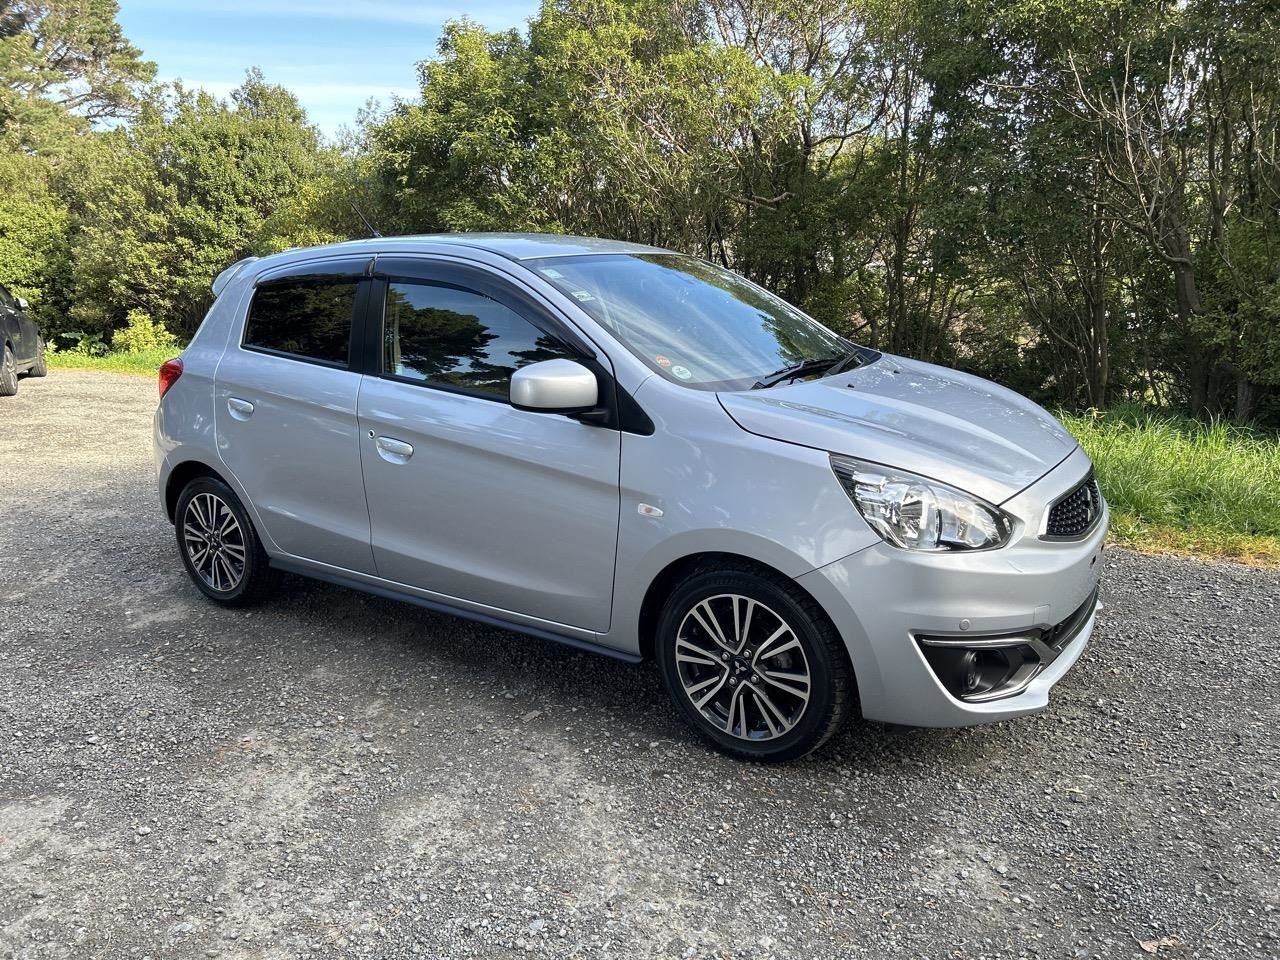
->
xmin=0 ymin=285 xmax=47 ymax=396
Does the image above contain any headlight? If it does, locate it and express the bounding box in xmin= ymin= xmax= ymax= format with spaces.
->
xmin=830 ymin=455 xmax=1013 ymax=551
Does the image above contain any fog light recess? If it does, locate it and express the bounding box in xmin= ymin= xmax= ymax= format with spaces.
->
xmin=916 ymin=636 xmax=1044 ymax=703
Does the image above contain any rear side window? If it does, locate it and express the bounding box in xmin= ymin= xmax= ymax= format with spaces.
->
xmin=384 ymin=280 xmax=573 ymax=397
xmin=244 ymin=278 xmax=359 ymax=367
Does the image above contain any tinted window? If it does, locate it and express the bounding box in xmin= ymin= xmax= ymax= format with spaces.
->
xmin=0 ymin=287 xmax=12 ymax=308
xmin=244 ymin=278 xmax=358 ymax=366
xmin=384 ymin=281 xmax=572 ymax=396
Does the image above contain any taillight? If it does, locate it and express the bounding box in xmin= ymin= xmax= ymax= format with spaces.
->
xmin=158 ymin=357 xmax=184 ymax=398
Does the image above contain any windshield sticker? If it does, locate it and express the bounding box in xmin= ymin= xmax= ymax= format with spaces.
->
xmin=539 ymin=268 xmax=564 ymax=279
xmin=654 ymin=354 xmax=673 ymax=368
xmin=569 ymin=289 xmax=596 ymax=302
xmin=670 ymin=364 xmax=693 ymax=380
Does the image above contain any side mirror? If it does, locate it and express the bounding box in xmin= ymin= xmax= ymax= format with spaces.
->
xmin=15 ymin=297 xmax=28 ymax=310
xmin=510 ymin=358 xmax=599 ymax=413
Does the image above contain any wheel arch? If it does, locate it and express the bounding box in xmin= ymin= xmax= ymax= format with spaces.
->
xmin=636 ymin=551 xmax=846 ymax=667
xmin=164 ymin=460 xmax=225 ymax=523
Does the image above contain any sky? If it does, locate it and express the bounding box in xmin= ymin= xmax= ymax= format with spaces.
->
xmin=116 ymin=0 xmax=538 ymax=138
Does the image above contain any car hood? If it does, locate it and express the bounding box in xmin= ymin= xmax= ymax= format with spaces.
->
xmin=717 ymin=355 xmax=1078 ymax=504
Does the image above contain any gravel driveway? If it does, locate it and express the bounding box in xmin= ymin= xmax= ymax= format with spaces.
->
xmin=1 ymin=370 xmax=1276 ymax=960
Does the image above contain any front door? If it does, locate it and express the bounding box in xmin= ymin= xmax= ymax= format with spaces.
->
xmin=356 ymin=258 xmax=620 ymax=633
xmin=214 ymin=258 xmax=376 ymax=573
xmin=0 ymin=287 xmax=35 ymax=363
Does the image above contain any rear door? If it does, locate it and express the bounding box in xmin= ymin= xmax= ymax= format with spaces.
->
xmin=356 ymin=257 xmax=621 ymax=632
xmin=14 ymin=300 xmax=38 ymax=360
xmin=214 ymin=257 xmax=376 ymax=573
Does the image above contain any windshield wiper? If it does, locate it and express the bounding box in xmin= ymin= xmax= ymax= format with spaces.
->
xmin=751 ymin=350 xmax=864 ymax=389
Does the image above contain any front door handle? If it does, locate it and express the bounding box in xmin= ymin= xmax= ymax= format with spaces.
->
xmin=375 ymin=435 xmax=414 ymax=463
xmin=227 ymin=397 xmax=255 ymax=420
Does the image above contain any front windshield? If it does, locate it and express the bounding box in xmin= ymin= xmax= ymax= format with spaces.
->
xmin=530 ymin=253 xmax=868 ymax=390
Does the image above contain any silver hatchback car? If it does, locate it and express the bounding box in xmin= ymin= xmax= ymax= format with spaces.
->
xmin=155 ymin=234 xmax=1107 ymax=761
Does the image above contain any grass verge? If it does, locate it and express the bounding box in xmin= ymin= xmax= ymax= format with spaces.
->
xmin=1060 ymin=406 xmax=1280 ymax=566
xmin=47 ymin=346 xmax=179 ymax=376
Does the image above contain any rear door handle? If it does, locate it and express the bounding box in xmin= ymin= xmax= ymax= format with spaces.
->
xmin=375 ymin=436 xmax=414 ymax=463
xmin=227 ymin=397 xmax=255 ymax=420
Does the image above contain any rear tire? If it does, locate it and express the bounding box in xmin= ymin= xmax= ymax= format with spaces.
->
xmin=0 ymin=344 xmax=17 ymax=396
xmin=174 ymin=476 xmax=280 ymax=607
xmin=27 ymin=338 xmax=47 ymax=377
xmin=656 ymin=563 xmax=853 ymax=762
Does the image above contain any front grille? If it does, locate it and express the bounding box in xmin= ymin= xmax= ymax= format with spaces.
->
xmin=1045 ymin=473 xmax=1102 ymax=539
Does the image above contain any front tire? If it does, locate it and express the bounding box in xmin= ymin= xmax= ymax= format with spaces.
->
xmin=0 ymin=344 xmax=17 ymax=396
xmin=27 ymin=338 xmax=47 ymax=377
xmin=656 ymin=564 xmax=853 ymax=762
xmin=175 ymin=476 xmax=280 ymax=607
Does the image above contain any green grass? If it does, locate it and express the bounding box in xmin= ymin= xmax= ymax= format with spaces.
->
xmin=1060 ymin=405 xmax=1280 ymax=565
xmin=47 ymin=346 xmax=179 ymax=376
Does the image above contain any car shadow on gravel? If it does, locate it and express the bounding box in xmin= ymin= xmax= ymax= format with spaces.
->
xmin=263 ymin=569 xmax=1021 ymax=774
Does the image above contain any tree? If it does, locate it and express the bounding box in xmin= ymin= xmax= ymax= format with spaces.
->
xmin=1060 ymin=0 xmax=1280 ymax=420
xmin=0 ymin=0 xmax=153 ymax=332
xmin=70 ymin=71 xmax=332 ymax=336
xmin=0 ymin=148 xmax=70 ymax=325
xmin=0 ymin=0 xmax=154 ymax=150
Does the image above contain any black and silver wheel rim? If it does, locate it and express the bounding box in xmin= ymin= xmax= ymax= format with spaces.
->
xmin=675 ymin=594 xmax=812 ymax=741
xmin=182 ymin=493 xmax=246 ymax=592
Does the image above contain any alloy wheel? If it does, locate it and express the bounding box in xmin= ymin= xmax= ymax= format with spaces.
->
xmin=674 ymin=594 xmax=812 ymax=741
xmin=182 ymin=492 xmax=246 ymax=593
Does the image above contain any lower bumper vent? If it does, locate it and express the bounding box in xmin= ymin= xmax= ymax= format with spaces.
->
xmin=916 ymin=587 xmax=1099 ymax=703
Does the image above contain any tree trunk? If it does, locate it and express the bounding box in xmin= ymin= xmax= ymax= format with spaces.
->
xmin=1091 ymin=295 xmax=1108 ymax=408
xmin=1088 ymin=184 xmax=1109 ymax=408
xmin=1172 ymin=263 xmax=1210 ymax=417
xmin=890 ymin=68 xmax=911 ymax=354
xmin=1233 ymin=368 xmax=1253 ymax=425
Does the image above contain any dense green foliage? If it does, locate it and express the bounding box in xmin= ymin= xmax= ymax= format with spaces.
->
xmin=2 ymin=0 xmax=1279 ymax=425
xmin=70 ymin=71 xmax=339 ymax=337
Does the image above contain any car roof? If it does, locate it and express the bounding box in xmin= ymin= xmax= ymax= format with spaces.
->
xmin=272 ymin=233 xmax=673 ymax=265
xmin=223 ymin=234 xmax=681 ymax=294
xmin=428 ymin=233 xmax=673 ymax=260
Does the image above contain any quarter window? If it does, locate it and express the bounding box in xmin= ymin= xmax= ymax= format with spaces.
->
xmin=383 ymin=281 xmax=573 ymax=397
xmin=244 ymin=277 xmax=359 ymax=366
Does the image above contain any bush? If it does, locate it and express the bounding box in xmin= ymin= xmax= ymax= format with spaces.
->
xmin=111 ymin=309 xmax=179 ymax=353
xmin=58 ymin=329 xmax=109 ymax=356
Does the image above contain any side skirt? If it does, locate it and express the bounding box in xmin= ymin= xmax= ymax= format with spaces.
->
xmin=270 ymin=556 xmax=643 ymax=665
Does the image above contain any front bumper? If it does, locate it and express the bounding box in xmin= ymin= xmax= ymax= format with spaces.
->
xmin=796 ymin=446 xmax=1107 ymax=727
